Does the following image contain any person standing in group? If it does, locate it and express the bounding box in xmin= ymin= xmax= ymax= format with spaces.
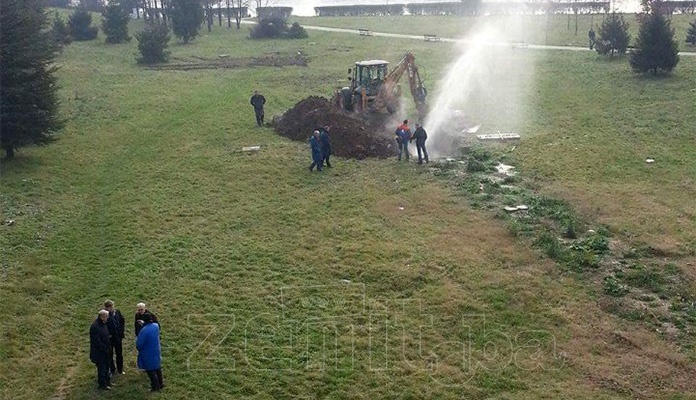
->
xmin=250 ymin=90 xmax=266 ymax=127
xmin=134 ymin=302 xmax=158 ymax=337
xmin=136 ymin=313 xmax=164 ymax=392
xmin=90 ymin=310 xmax=112 ymax=390
xmin=309 ymin=130 xmax=323 ymax=172
xmin=411 ymin=123 xmax=429 ymax=164
xmin=104 ymin=300 xmax=126 ymax=376
xmin=319 ymin=125 xmax=332 ymax=168
xmin=395 ymin=119 xmax=412 ymax=161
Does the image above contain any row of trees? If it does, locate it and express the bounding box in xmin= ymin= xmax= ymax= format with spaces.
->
xmin=593 ymin=0 xmax=689 ymax=75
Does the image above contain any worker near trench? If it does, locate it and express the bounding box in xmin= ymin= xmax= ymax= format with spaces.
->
xmin=319 ymin=125 xmax=332 ymax=168
xmin=309 ymin=130 xmax=323 ymax=172
xmin=250 ymin=90 xmax=266 ymax=127
xmin=411 ymin=123 xmax=429 ymax=164
xmin=395 ymin=119 xmax=412 ymax=161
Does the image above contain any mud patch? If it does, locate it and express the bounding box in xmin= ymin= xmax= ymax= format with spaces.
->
xmin=146 ymin=53 xmax=308 ymax=71
xmin=273 ymin=96 xmax=398 ymax=160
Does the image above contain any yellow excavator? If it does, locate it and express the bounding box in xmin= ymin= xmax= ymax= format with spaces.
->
xmin=335 ymin=52 xmax=427 ymax=120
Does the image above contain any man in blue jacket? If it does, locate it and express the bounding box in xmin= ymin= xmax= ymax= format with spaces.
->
xmin=136 ymin=314 xmax=163 ymax=392
xmin=308 ymin=130 xmax=323 ymax=172
xmin=395 ymin=119 xmax=412 ymax=161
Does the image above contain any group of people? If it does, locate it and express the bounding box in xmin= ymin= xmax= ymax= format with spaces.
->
xmin=309 ymin=125 xmax=333 ymax=172
xmin=251 ymin=91 xmax=431 ymax=167
xmin=395 ymin=119 xmax=429 ymax=164
xmin=89 ymin=301 xmax=163 ymax=392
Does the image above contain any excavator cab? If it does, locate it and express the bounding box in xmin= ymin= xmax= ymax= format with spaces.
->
xmin=353 ymin=61 xmax=389 ymax=97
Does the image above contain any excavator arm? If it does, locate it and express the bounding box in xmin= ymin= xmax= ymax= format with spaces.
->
xmin=378 ymin=52 xmax=427 ymax=119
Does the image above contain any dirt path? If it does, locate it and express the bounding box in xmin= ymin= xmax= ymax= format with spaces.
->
xmin=241 ymin=20 xmax=696 ymax=56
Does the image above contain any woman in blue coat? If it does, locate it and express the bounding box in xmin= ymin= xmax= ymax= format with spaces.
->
xmin=136 ymin=313 xmax=164 ymax=391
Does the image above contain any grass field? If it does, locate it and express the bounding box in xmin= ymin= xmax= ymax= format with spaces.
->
xmin=1 ymin=12 xmax=695 ymax=399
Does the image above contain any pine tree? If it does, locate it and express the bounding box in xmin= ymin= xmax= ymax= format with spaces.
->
xmin=169 ymin=0 xmax=204 ymax=43
xmin=0 ymin=0 xmax=63 ymax=158
xmin=629 ymin=3 xmax=680 ymax=75
xmin=52 ymin=12 xmax=73 ymax=48
xmin=686 ymin=19 xmax=696 ymax=45
xmin=69 ymin=9 xmax=99 ymax=40
xmin=102 ymin=1 xmax=131 ymax=43
xmin=595 ymin=12 xmax=630 ymax=57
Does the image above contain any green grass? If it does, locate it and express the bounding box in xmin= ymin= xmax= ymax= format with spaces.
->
xmin=1 ymin=13 xmax=695 ymax=399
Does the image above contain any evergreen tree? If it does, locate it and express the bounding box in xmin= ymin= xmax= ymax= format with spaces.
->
xmin=595 ymin=12 xmax=630 ymax=57
xmin=69 ymin=9 xmax=99 ymax=40
xmin=168 ymin=0 xmax=204 ymax=43
xmin=1 ymin=0 xmax=63 ymax=158
xmin=629 ymin=3 xmax=680 ymax=75
xmin=686 ymin=19 xmax=696 ymax=45
xmin=102 ymin=1 xmax=131 ymax=43
xmin=52 ymin=12 xmax=73 ymax=47
xmin=135 ymin=22 xmax=170 ymax=64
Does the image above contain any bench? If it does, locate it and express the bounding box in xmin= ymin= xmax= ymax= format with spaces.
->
xmin=424 ymin=34 xmax=440 ymax=42
xmin=358 ymin=29 xmax=372 ymax=36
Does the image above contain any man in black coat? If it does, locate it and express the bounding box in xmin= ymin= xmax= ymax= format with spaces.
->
xmin=250 ymin=90 xmax=266 ymax=127
xmin=105 ymin=300 xmax=126 ymax=375
xmin=135 ymin=302 xmax=159 ymax=337
xmin=411 ymin=123 xmax=429 ymax=164
xmin=90 ymin=310 xmax=111 ymax=390
xmin=319 ymin=125 xmax=332 ymax=168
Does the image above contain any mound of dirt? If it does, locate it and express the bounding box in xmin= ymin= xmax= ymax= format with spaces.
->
xmin=273 ymin=96 xmax=397 ymax=160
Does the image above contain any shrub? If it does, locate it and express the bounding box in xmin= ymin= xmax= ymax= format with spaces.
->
xmin=287 ymin=22 xmax=308 ymax=39
xmin=136 ymin=23 xmax=170 ymax=64
xmin=249 ymin=17 xmax=308 ymax=40
xmin=68 ymin=9 xmax=99 ymax=41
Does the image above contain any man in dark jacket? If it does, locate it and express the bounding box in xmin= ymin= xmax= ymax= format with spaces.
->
xmin=135 ymin=302 xmax=159 ymax=337
xmin=104 ymin=300 xmax=125 ymax=375
xmin=411 ymin=123 xmax=429 ymax=164
xmin=308 ymin=130 xmax=323 ymax=172
xmin=250 ymin=90 xmax=266 ymax=127
xmin=90 ymin=310 xmax=111 ymax=390
xmin=319 ymin=125 xmax=332 ymax=168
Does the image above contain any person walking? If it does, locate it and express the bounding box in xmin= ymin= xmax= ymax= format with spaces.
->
xmin=134 ymin=303 xmax=158 ymax=337
xmin=250 ymin=90 xmax=266 ymax=127
xmin=90 ymin=310 xmax=112 ymax=390
xmin=588 ymin=27 xmax=596 ymax=50
xmin=308 ymin=130 xmax=323 ymax=172
xmin=136 ymin=313 xmax=164 ymax=392
xmin=319 ymin=125 xmax=332 ymax=168
xmin=104 ymin=300 xmax=126 ymax=375
xmin=395 ymin=119 xmax=412 ymax=161
xmin=411 ymin=123 xmax=429 ymax=164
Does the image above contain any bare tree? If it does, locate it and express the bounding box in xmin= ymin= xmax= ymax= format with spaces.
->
xmin=234 ymin=0 xmax=248 ymax=29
